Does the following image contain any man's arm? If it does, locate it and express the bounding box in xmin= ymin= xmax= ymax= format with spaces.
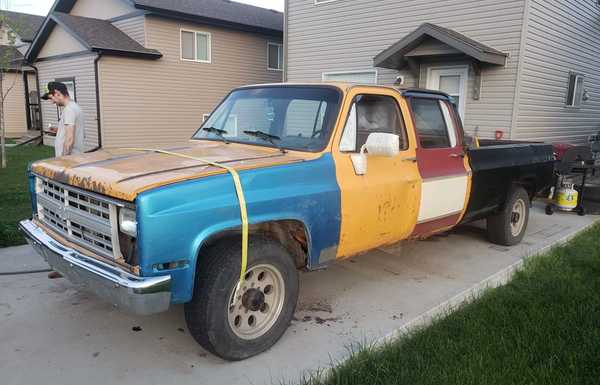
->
xmin=62 ymin=124 xmax=75 ymax=155
xmin=61 ymin=106 xmax=76 ymax=155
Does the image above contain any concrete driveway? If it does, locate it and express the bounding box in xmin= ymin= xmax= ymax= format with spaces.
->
xmin=0 ymin=204 xmax=597 ymax=385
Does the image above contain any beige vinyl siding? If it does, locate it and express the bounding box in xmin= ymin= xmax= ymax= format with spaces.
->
xmin=515 ymin=0 xmax=600 ymax=144
xmin=37 ymin=24 xmax=87 ymax=59
xmin=98 ymin=16 xmax=283 ymax=147
xmin=2 ymin=72 xmax=29 ymax=137
xmin=37 ymin=54 xmax=99 ymax=149
xmin=287 ymin=0 xmax=527 ymax=138
xmin=112 ymin=15 xmax=146 ymax=46
xmin=70 ymin=0 xmax=135 ymax=19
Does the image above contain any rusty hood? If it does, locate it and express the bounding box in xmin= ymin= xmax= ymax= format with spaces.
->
xmin=31 ymin=141 xmax=309 ymax=201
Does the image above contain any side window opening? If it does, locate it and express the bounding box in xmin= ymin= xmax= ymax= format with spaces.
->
xmin=566 ymin=72 xmax=585 ymax=108
xmin=339 ymin=94 xmax=407 ymax=152
xmin=411 ymin=98 xmax=453 ymax=149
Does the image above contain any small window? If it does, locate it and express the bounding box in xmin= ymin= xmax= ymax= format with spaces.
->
xmin=411 ymin=98 xmax=452 ymax=149
xmin=340 ymin=94 xmax=407 ymax=152
xmin=202 ymin=113 xmax=210 ymax=122
xmin=181 ymin=30 xmax=211 ymax=63
xmin=322 ymin=70 xmax=377 ymax=84
xmin=566 ymin=72 xmax=585 ymax=107
xmin=268 ymin=42 xmax=283 ymax=70
xmin=55 ymin=78 xmax=76 ymax=101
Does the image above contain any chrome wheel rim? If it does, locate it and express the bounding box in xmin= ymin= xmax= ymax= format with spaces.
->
xmin=510 ymin=198 xmax=526 ymax=237
xmin=227 ymin=264 xmax=285 ymax=340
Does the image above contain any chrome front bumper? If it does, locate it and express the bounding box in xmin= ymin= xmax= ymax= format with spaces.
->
xmin=19 ymin=219 xmax=171 ymax=315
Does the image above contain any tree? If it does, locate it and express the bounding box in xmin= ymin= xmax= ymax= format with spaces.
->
xmin=0 ymin=9 xmax=24 ymax=168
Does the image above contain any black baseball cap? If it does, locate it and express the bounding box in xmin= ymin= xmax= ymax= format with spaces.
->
xmin=41 ymin=81 xmax=69 ymax=100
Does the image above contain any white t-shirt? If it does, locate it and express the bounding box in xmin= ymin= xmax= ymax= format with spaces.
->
xmin=55 ymin=101 xmax=85 ymax=157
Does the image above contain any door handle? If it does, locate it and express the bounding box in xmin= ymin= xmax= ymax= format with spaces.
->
xmin=400 ymin=156 xmax=417 ymax=162
xmin=449 ymin=153 xmax=465 ymax=159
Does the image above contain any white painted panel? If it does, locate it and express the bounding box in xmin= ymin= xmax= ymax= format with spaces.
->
xmin=38 ymin=25 xmax=87 ymax=58
xmin=418 ymin=175 xmax=468 ymax=222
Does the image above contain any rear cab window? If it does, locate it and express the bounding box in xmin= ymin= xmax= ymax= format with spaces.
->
xmin=410 ymin=98 xmax=459 ymax=149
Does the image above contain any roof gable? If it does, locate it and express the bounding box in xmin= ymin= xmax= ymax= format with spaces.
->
xmin=51 ymin=12 xmax=162 ymax=58
xmin=37 ymin=21 xmax=87 ymax=58
xmin=374 ymin=23 xmax=508 ymax=69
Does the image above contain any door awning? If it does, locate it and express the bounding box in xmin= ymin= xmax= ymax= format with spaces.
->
xmin=374 ymin=23 xmax=508 ymax=69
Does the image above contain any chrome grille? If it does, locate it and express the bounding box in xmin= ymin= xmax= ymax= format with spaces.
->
xmin=36 ymin=178 xmax=118 ymax=259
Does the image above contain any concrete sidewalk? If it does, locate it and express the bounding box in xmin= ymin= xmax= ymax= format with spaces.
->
xmin=0 ymin=204 xmax=597 ymax=385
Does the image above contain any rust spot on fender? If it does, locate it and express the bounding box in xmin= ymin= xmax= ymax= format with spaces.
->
xmin=31 ymin=141 xmax=320 ymax=201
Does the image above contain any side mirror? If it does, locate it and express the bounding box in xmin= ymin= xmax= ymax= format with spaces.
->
xmin=350 ymin=133 xmax=400 ymax=175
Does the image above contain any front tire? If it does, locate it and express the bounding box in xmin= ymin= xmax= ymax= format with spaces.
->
xmin=486 ymin=186 xmax=530 ymax=246
xmin=184 ymin=236 xmax=299 ymax=361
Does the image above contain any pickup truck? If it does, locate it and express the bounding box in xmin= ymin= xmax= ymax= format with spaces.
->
xmin=20 ymin=83 xmax=554 ymax=360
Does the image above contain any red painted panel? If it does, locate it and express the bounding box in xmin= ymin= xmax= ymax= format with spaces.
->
xmin=410 ymin=213 xmax=462 ymax=238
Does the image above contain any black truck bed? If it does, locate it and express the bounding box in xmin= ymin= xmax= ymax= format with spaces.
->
xmin=461 ymin=141 xmax=555 ymax=223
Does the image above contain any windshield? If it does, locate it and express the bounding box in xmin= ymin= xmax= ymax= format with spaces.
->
xmin=193 ymin=86 xmax=342 ymax=152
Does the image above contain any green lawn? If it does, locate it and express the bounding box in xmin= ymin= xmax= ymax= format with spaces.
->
xmin=306 ymin=224 xmax=600 ymax=385
xmin=0 ymin=145 xmax=54 ymax=247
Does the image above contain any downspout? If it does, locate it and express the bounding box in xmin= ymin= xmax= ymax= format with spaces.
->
xmin=29 ymin=63 xmax=43 ymax=133
xmin=22 ymin=70 xmax=32 ymax=130
xmin=88 ymin=53 xmax=103 ymax=152
xmin=509 ymin=0 xmax=532 ymax=140
xmin=283 ymin=0 xmax=288 ymax=82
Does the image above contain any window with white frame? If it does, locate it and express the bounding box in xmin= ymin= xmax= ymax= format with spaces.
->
xmin=267 ymin=42 xmax=283 ymax=70
xmin=181 ymin=29 xmax=211 ymax=63
xmin=566 ymin=72 xmax=585 ymax=107
xmin=322 ymin=70 xmax=377 ymax=84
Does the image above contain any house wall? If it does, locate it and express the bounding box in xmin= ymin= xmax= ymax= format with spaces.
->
xmin=2 ymin=72 xmax=28 ymax=137
xmin=37 ymin=24 xmax=87 ymax=58
xmin=37 ymin=53 xmax=99 ymax=149
xmin=286 ymin=0 xmax=528 ymax=138
xmin=112 ymin=15 xmax=146 ymax=46
xmin=98 ymin=16 xmax=283 ymax=147
xmin=70 ymin=0 xmax=135 ymax=20
xmin=514 ymin=0 xmax=600 ymax=144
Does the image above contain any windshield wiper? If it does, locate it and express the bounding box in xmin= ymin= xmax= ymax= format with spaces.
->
xmin=244 ymin=130 xmax=287 ymax=153
xmin=202 ymin=126 xmax=230 ymax=144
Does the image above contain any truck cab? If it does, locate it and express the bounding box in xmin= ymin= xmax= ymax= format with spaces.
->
xmin=20 ymin=83 xmax=554 ymax=360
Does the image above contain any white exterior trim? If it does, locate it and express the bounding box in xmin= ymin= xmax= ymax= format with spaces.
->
xmin=180 ymin=28 xmax=212 ymax=63
xmin=322 ymin=69 xmax=378 ymax=84
xmin=314 ymin=0 xmax=342 ymax=5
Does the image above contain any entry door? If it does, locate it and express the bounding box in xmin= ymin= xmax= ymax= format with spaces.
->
xmin=409 ymin=96 xmax=470 ymax=237
xmin=332 ymin=88 xmax=421 ymax=258
xmin=427 ymin=66 xmax=468 ymax=120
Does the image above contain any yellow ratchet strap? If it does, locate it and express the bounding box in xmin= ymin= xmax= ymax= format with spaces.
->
xmin=123 ymin=148 xmax=249 ymax=285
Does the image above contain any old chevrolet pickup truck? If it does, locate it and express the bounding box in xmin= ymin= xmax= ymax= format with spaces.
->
xmin=20 ymin=83 xmax=554 ymax=360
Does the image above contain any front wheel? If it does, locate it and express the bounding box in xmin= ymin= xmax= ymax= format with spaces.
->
xmin=486 ymin=186 xmax=530 ymax=246
xmin=184 ymin=236 xmax=299 ymax=361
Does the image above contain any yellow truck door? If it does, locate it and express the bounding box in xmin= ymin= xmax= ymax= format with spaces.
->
xmin=332 ymin=86 xmax=421 ymax=258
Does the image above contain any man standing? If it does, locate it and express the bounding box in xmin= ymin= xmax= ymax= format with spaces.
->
xmin=44 ymin=82 xmax=85 ymax=157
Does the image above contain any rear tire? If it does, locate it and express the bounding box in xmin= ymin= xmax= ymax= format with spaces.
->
xmin=184 ymin=236 xmax=299 ymax=361
xmin=487 ymin=186 xmax=530 ymax=246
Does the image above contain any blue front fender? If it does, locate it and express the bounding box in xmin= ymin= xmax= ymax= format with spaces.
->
xmin=136 ymin=154 xmax=341 ymax=303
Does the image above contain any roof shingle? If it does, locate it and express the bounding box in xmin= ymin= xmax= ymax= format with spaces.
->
xmin=52 ymin=12 xmax=162 ymax=58
xmin=134 ymin=0 xmax=283 ymax=33
xmin=0 ymin=10 xmax=44 ymax=42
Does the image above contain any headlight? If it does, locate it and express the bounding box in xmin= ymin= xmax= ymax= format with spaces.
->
xmin=119 ymin=208 xmax=137 ymax=237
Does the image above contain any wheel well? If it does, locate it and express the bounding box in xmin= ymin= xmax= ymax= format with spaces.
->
xmin=513 ymin=178 xmax=537 ymax=200
xmin=199 ymin=220 xmax=309 ymax=269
